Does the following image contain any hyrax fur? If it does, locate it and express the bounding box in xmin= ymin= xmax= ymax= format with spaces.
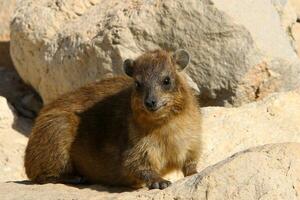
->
xmin=24 ymin=49 xmax=202 ymax=189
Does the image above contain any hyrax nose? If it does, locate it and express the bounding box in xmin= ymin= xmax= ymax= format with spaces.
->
xmin=145 ymin=98 xmax=157 ymax=110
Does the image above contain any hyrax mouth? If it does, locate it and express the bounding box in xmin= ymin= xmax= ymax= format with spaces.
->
xmin=145 ymin=102 xmax=167 ymax=112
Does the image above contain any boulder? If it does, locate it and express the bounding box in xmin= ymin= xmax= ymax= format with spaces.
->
xmin=10 ymin=0 xmax=300 ymax=105
xmin=1 ymin=143 xmax=299 ymax=199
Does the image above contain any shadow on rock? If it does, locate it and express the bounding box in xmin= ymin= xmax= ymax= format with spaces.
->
xmin=0 ymin=41 xmax=14 ymax=68
xmin=10 ymin=180 xmax=136 ymax=194
xmin=0 ymin=66 xmax=43 ymax=136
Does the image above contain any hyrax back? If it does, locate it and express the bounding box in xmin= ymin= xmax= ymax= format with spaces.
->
xmin=25 ymin=49 xmax=202 ymax=189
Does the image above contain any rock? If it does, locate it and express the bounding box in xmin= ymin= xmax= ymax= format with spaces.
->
xmin=199 ymin=89 xmax=300 ymax=171
xmin=0 ymin=0 xmax=16 ymax=68
xmin=1 ymin=143 xmax=299 ymax=199
xmin=0 ymin=96 xmax=27 ymax=182
xmin=10 ymin=0 xmax=300 ymax=105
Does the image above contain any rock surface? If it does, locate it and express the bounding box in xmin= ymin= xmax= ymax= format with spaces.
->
xmin=1 ymin=143 xmax=300 ymax=200
xmin=199 ymin=89 xmax=300 ymax=171
xmin=10 ymin=0 xmax=300 ymax=105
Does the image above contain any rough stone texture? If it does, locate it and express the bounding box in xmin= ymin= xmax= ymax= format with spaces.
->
xmin=10 ymin=0 xmax=300 ymax=105
xmin=0 ymin=0 xmax=17 ymax=68
xmin=0 ymin=97 xmax=27 ymax=182
xmin=1 ymin=143 xmax=300 ymax=200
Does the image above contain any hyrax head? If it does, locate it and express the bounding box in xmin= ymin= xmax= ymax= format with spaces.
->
xmin=123 ymin=49 xmax=190 ymax=118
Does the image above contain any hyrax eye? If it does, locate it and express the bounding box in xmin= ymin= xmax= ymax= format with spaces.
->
xmin=163 ymin=77 xmax=171 ymax=86
xmin=135 ymin=81 xmax=141 ymax=89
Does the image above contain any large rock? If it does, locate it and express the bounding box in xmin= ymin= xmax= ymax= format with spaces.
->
xmin=10 ymin=0 xmax=300 ymax=105
xmin=1 ymin=143 xmax=300 ymax=199
xmin=0 ymin=97 xmax=27 ymax=182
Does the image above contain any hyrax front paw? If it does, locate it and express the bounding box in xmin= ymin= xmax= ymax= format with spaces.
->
xmin=148 ymin=179 xmax=171 ymax=190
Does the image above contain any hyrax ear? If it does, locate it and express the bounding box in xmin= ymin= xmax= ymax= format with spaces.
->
xmin=123 ymin=58 xmax=134 ymax=77
xmin=172 ymin=49 xmax=190 ymax=71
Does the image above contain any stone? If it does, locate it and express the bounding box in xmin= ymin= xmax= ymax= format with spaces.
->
xmin=1 ymin=143 xmax=299 ymax=199
xmin=199 ymin=89 xmax=300 ymax=171
xmin=10 ymin=0 xmax=300 ymax=105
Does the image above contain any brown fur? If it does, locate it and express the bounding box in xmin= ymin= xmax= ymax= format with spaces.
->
xmin=24 ymin=50 xmax=202 ymax=189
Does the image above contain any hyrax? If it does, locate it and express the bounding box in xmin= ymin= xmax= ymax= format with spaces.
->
xmin=25 ymin=49 xmax=202 ymax=189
